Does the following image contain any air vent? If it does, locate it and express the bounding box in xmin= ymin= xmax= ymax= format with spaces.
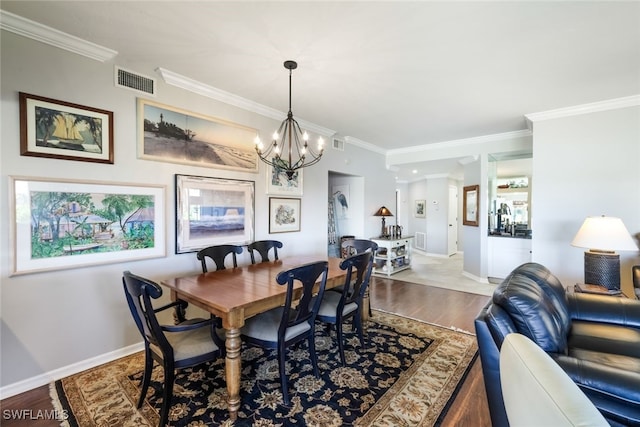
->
xmin=414 ymin=232 xmax=426 ymax=251
xmin=332 ymin=138 xmax=344 ymax=151
xmin=115 ymin=66 xmax=156 ymax=96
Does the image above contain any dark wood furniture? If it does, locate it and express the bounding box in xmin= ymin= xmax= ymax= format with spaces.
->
xmin=160 ymin=255 xmax=346 ymax=420
xmin=196 ymin=244 xmax=243 ymax=272
xmin=247 ymin=240 xmax=283 ymax=263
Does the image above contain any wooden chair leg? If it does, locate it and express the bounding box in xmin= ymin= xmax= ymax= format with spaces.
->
xmin=278 ymin=345 xmax=289 ymax=405
xmin=137 ymin=348 xmax=153 ymax=408
xmin=159 ymin=363 xmax=175 ymax=426
xmin=336 ymin=321 xmax=346 ymax=366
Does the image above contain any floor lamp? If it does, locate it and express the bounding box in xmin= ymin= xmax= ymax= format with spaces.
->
xmin=571 ymin=215 xmax=638 ymax=290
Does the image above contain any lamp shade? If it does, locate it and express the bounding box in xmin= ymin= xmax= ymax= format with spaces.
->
xmin=374 ymin=206 xmax=393 ymax=217
xmin=571 ymin=216 xmax=638 ymax=252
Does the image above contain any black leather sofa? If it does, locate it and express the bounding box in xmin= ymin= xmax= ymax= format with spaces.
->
xmin=475 ymin=262 xmax=640 ymax=426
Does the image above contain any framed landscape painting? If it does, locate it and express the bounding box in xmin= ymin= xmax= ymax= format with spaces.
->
xmin=19 ymin=92 xmax=114 ymax=164
xmin=138 ymin=99 xmax=258 ymax=173
xmin=175 ymin=174 xmax=255 ymax=253
xmin=9 ymin=176 xmax=165 ymax=275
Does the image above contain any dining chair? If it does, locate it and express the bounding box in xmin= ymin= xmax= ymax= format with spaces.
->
xmin=241 ymin=260 xmax=329 ymax=404
xmin=340 ymin=238 xmax=378 ymax=258
xmin=316 ymin=251 xmax=374 ymax=365
xmin=247 ymin=240 xmax=283 ymax=264
xmin=122 ymin=271 xmax=224 ymax=427
xmin=196 ymin=244 xmax=243 ymax=273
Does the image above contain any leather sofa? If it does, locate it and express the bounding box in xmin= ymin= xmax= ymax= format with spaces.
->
xmin=475 ymin=262 xmax=640 ymax=426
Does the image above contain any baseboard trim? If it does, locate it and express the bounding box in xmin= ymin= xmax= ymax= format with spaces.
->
xmin=0 ymin=342 xmax=144 ymax=400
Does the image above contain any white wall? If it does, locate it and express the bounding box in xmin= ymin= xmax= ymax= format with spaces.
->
xmin=0 ymin=31 xmax=395 ymax=393
xmin=531 ymin=105 xmax=640 ymax=296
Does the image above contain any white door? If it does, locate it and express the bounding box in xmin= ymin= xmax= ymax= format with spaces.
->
xmin=447 ymin=185 xmax=458 ymax=256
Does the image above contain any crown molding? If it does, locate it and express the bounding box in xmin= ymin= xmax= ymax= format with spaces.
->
xmin=525 ymin=94 xmax=640 ymax=125
xmin=387 ymin=129 xmax=532 ymax=156
xmin=344 ymin=136 xmax=386 ymax=155
xmin=0 ymin=10 xmax=117 ymax=62
xmin=157 ymin=67 xmax=336 ymax=137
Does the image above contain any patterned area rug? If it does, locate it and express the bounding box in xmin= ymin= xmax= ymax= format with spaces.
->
xmin=51 ymin=310 xmax=477 ymax=426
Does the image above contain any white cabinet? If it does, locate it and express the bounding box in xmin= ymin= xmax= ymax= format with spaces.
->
xmin=371 ymin=237 xmax=413 ymax=277
xmin=488 ymin=236 xmax=532 ymax=279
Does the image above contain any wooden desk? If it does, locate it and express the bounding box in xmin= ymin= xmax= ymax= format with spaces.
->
xmin=161 ymin=256 xmax=349 ymax=420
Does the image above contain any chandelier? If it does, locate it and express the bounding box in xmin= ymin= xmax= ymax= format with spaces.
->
xmin=254 ymin=60 xmax=325 ymax=180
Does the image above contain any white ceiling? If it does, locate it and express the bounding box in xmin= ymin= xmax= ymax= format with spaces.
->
xmin=2 ymin=1 xmax=639 ymax=181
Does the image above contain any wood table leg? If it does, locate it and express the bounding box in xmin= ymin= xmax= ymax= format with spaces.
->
xmin=224 ymin=327 xmax=242 ymax=420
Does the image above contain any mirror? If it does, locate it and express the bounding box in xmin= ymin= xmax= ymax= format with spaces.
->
xmin=488 ymin=153 xmax=532 ymax=236
xmin=463 ymin=185 xmax=479 ymax=226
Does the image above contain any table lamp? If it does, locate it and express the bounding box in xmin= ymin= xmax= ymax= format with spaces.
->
xmin=571 ymin=215 xmax=638 ymax=290
xmin=374 ymin=206 xmax=393 ymax=237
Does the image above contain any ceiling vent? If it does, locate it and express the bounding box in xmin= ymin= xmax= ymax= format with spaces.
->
xmin=332 ymin=138 xmax=344 ymax=151
xmin=115 ymin=66 xmax=156 ymax=96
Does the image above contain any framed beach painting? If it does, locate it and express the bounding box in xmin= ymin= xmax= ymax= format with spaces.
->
xmin=19 ymin=92 xmax=114 ymax=164
xmin=9 ymin=176 xmax=165 ymax=275
xmin=269 ymin=197 xmax=301 ymax=233
xmin=138 ymin=99 xmax=258 ymax=173
xmin=175 ymin=174 xmax=255 ymax=253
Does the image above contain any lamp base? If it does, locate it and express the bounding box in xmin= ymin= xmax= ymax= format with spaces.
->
xmin=584 ymin=250 xmax=620 ymax=290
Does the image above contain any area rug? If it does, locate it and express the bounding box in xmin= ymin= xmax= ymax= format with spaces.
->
xmin=51 ymin=310 xmax=477 ymax=426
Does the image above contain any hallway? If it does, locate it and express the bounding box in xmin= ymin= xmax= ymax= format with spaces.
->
xmin=390 ymin=251 xmax=496 ymax=296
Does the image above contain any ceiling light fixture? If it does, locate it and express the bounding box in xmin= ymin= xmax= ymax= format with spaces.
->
xmin=254 ymin=60 xmax=324 ymax=180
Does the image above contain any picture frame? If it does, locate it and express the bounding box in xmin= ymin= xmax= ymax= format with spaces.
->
xmin=175 ymin=174 xmax=255 ymax=253
xmin=269 ymin=197 xmax=301 ymax=233
xmin=9 ymin=176 xmax=165 ymax=276
xmin=414 ymin=199 xmax=426 ymax=218
xmin=266 ymin=163 xmax=303 ymax=196
xmin=19 ymin=92 xmax=114 ymax=164
xmin=138 ymin=98 xmax=258 ymax=173
xmin=463 ymin=185 xmax=479 ymax=226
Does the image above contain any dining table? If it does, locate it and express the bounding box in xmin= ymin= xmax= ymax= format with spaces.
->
xmin=161 ymin=255 xmax=366 ymax=421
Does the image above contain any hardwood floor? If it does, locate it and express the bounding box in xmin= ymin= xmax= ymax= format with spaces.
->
xmin=1 ymin=276 xmax=492 ymax=426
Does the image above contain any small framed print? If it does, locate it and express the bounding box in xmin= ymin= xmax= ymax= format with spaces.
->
xmin=414 ymin=199 xmax=426 ymax=218
xmin=19 ymin=92 xmax=114 ymax=164
xmin=269 ymin=198 xmax=301 ymax=233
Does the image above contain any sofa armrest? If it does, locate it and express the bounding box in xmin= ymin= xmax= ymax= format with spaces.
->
xmin=552 ymin=354 xmax=640 ymax=425
xmin=567 ymin=292 xmax=640 ymax=328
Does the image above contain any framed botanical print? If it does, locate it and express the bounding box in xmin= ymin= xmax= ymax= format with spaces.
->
xmin=269 ymin=197 xmax=301 ymax=233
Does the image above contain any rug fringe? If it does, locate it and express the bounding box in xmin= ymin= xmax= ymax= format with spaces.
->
xmin=49 ymin=382 xmax=71 ymax=427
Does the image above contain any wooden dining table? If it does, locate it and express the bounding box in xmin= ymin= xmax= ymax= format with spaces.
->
xmin=161 ymin=255 xmax=363 ymax=421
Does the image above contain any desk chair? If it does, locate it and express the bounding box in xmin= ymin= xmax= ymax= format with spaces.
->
xmin=316 ymin=251 xmax=374 ymax=365
xmin=247 ymin=240 xmax=283 ymax=264
xmin=241 ymin=260 xmax=328 ymax=404
xmin=122 ymin=271 xmax=224 ymax=426
xmin=196 ymin=244 xmax=243 ymax=273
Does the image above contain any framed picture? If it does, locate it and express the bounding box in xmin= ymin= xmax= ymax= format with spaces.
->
xmin=175 ymin=174 xmax=254 ymax=253
xmin=332 ymin=185 xmax=350 ymax=219
xmin=463 ymin=185 xmax=479 ymax=226
xmin=19 ymin=92 xmax=114 ymax=164
xmin=138 ymin=98 xmax=258 ymax=173
xmin=269 ymin=198 xmax=301 ymax=233
xmin=266 ymin=163 xmax=303 ymax=196
xmin=415 ymin=199 xmax=426 ymax=218
xmin=9 ymin=176 xmax=165 ymax=275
